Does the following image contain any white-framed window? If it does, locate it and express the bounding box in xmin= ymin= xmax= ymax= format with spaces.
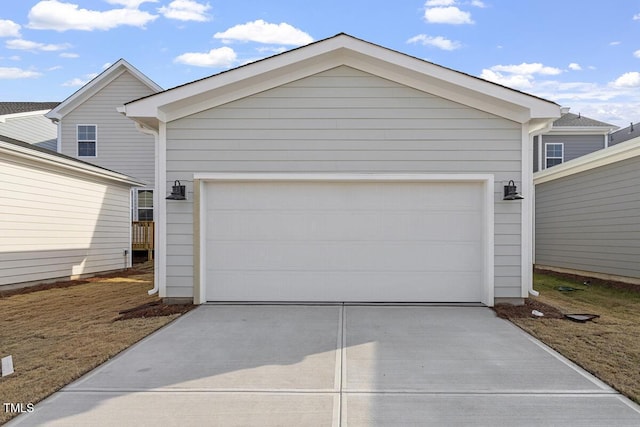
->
xmin=133 ymin=189 xmax=154 ymax=221
xmin=545 ymin=143 xmax=563 ymax=168
xmin=77 ymin=124 xmax=97 ymax=157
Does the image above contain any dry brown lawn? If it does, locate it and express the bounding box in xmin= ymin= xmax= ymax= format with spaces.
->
xmin=495 ymin=270 xmax=640 ymax=404
xmin=0 ymin=263 xmax=194 ymax=425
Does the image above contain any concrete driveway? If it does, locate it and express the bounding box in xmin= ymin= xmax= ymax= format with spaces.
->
xmin=8 ymin=305 xmax=640 ymax=426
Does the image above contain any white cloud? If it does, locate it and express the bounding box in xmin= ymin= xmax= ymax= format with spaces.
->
xmin=256 ymin=46 xmax=287 ymax=54
xmin=48 ymin=65 xmax=62 ymax=71
xmin=63 ymin=72 xmax=98 ymax=86
xmin=633 ymin=13 xmax=640 ymax=20
xmin=106 ymin=0 xmax=158 ymax=7
xmin=568 ymin=63 xmax=582 ymax=71
xmin=611 ymin=72 xmax=640 ymax=88
xmin=479 ymin=69 xmax=534 ymax=89
xmin=27 ymin=0 xmax=158 ymax=31
xmin=0 ymin=67 xmax=42 ymax=79
xmin=634 ymin=50 xmax=640 ymax=59
xmin=476 ymin=70 xmax=640 ymax=127
xmin=159 ymin=0 xmax=211 ymax=22
xmin=610 ymin=41 xmax=621 ymax=46
xmin=0 ymin=19 xmax=21 ymax=38
xmin=470 ymin=0 xmax=486 ymax=7
xmin=214 ymin=20 xmax=313 ymax=46
xmin=174 ymin=46 xmax=237 ymax=67
xmin=424 ymin=6 xmax=473 ymax=24
xmin=479 ymin=63 xmax=563 ymax=90
xmin=60 ymin=52 xmax=79 ymax=58
xmin=489 ymin=62 xmax=562 ymax=76
xmin=407 ymin=34 xmax=461 ymax=51
xmin=6 ymin=38 xmax=71 ymax=52
xmin=425 ymin=0 xmax=455 ymax=5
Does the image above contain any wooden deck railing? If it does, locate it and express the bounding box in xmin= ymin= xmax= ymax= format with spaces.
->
xmin=132 ymin=221 xmax=154 ymax=260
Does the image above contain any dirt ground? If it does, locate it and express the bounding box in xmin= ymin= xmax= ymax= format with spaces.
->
xmin=0 ymin=263 xmax=194 ymax=425
xmin=2 ymin=264 xmax=639 ymax=423
xmin=495 ymin=269 xmax=640 ymax=404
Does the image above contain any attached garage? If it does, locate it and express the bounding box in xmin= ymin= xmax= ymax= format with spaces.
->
xmin=199 ymin=175 xmax=493 ymax=303
xmin=122 ymin=34 xmax=561 ymax=306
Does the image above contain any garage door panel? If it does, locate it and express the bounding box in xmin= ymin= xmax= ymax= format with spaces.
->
xmin=204 ymin=180 xmax=486 ymax=303
xmin=208 ymin=271 xmax=482 ymax=302
xmin=209 ymin=211 xmax=481 ymax=242
xmin=208 ymin=182 xmax=482 ymax=211
xmin=208 ymin=241 xmax=482 ymax=271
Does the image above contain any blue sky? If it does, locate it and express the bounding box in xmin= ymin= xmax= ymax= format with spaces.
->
xmin=1 ymin=0 xmax=639 ymax=127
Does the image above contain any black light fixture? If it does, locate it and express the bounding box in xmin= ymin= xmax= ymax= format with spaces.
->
xmin=166 ymin=180 xmax=186 ymax=200
xmin=503 ymin=180 xmax=524 ymax=200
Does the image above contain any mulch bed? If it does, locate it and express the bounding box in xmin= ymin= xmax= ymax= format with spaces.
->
xmin=493 ymin=298 xmax=564 ymax=320
xmin=114 ymin=300 xmax=196 ymax=321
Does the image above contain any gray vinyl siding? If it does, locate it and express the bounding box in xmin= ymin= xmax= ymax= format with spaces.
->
xmin=0 ymin=114 xmax=57 ymax=149
xmin=541 ymin=134 xmax=605 ymax=168
xmin=0 ymin=152 xmax=133 ymax=287
xmin=59 ymin=71 xmax=156 ymax=185
xmin=535 ymin=156 xmax=640 ymax=279
xmin=164 ymin=66 xmax=524 ymax=300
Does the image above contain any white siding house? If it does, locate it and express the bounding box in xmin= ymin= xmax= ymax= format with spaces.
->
xmin=0 ymin=137 xmax=143 ymax=288
xmin=122 ymin=34 xmax=561 ymax=306
xmin=46 ymin=60 xmax=162 ymax=223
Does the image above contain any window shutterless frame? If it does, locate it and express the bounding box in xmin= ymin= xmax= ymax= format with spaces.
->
xmin=77 ymin=124 xmax=97 ymax=157
xmin=544 ymin=142 xmax=563 ymax=169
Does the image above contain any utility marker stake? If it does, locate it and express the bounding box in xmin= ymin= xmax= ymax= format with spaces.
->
xmin=1 ymin=355 xmax=14 ymax=377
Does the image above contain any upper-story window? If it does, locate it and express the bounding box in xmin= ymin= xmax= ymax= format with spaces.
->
xmin=77 ymin=125 xmax=97 ymax=157
xmin=545 ymin=143 xmax=563 ymax=168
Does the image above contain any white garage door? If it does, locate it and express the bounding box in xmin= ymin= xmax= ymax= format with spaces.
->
xmin=204 ymin=180 xmax=485 ymax=302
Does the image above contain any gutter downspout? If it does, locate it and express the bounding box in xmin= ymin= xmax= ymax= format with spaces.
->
xmin=528 ymin=121 xmax=554 ymax=297
xmin=133 ymin=120 xmax=160 ymax=296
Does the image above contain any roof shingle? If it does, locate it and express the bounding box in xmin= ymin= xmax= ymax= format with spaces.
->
xmin=0 ymin=102 xmax=60 ymax=116
xmin=553 ymin=112 xmax=615 ymax=128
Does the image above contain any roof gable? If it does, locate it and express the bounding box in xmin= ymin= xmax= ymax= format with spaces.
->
xmin=47 ymin=59 xmax=162 ymax=121
xmin=123 ymin=33 xmax=560 ymax=130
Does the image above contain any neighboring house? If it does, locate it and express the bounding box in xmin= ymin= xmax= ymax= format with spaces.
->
xmin=534 ymin=135 xmax=640 ymax=284
xmin=0 ymin=102 xmax=59 ymax=151
xmin=609 ymin=121 xmax=640 ymax=146
xmin=0 ymin=135 xmax=143 ymax=289
xmin=46 ymin=59 xmax=162 ymax=258
xmin=533 ymin=107 xmax=618 ymax=172
xmin=121 ymin=33 xmax=560 ymax=306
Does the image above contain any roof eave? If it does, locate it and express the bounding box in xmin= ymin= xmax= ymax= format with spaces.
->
xmin=534 ymin=135 xmax=640 ymax=184
xmin=48 ymin=59 xmax=162 ymax=120
xmin=0 ymin=140 xmax=144 ymax=187
xmin=125 ymin=34 xmax=560 ymax=126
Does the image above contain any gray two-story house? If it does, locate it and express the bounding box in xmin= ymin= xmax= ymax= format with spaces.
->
xmin=533 ymin=107 xmax=618 ymax=172
xmin=46 ymin=59 xmax=162 ymax=259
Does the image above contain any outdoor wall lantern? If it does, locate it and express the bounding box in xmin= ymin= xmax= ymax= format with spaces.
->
xmin=166 ymin=180 xmax=186 ymax=200
xmin=503 ymin=180 xmax=524 ymax=200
